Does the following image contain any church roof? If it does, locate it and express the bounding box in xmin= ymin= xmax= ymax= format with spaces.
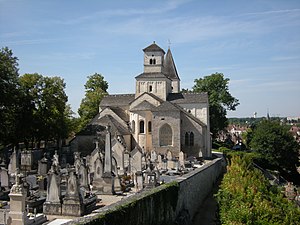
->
xmin=164 ymin=49 xmax=180 ymax=81
xmin=130 ymin=100 xmax=156 ymax=111
xmin=135 ymin=72 xmax=170 ymax=80
xmin=167 ymin=93 xmax=208 ymax=104
xmin=143 ymin=42 xmax=165 ymax=54
xmin=110 ymin=106 xmax=129 ymax=122
xmin=100 ymin=94 xmax=135 ymax=107
xmin=94 ymin=114 xmax=131 ymax=135
xmin=153 ymin=101 xmax=180 ymax=112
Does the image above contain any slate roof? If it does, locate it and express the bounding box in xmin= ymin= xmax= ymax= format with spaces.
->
xmin=130 ymin=100 xmax=156 ymax=112
xmin=135 ymin=72 xmax=170 ymax=79
xmin=110 ymin=106 xmax=129 ymax=122
xmin=167 ymin=93 xmax=208 ymax=104
xmin=153 ymin=101 xmax=180 ymax=112
xmin=143 ymin=42 xmax=165 ymax=54
xmin=164 ymin=49 xmax=180 ymax=81
xmin=100 ymin=94 xmax=135 ymax=107
xmin=93 ymin=114 xmax=131 ymax=135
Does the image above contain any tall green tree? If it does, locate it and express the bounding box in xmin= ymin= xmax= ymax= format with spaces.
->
xmin=250 ymin=120 xmax=300 ymax=175
xmin=192 ymin=72 xmax=239 ymax=137
xmin=78 ymin=73 xmax=108 ymax=128
xmin=19 ymin=73 xmax=68 ymax=147
xmin=0 ymin=47 xmax=20 ymax=145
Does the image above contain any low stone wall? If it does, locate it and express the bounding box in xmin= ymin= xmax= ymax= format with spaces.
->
xmin=66 ymin=157 xmax=223 ymax=225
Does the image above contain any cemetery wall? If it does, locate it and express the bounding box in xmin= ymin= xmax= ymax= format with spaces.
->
xmin=66 ymin=157 xmax=223 ymax=225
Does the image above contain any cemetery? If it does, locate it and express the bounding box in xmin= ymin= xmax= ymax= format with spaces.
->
xmin=0 ymin=124 xmax=213 ymax=225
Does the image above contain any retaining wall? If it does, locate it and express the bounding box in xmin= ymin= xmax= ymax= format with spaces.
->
xmin=66 ymin=157 xmax=223 ymax=225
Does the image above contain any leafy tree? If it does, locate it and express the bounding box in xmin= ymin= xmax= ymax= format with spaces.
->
xmin=0 ymin=47 xmax=20 ymax=145
xmin=217 ymin=153 xmax=300 ymax=225
xmin=250 ymin=120 xmax=300 ymax=176
xmin=78 ymin=73 xmax=108 ymax=128
xmin=19 ymin=73 xmax=68 ymax=147
xmin=192 ymin=72 xmax=239 ymax=137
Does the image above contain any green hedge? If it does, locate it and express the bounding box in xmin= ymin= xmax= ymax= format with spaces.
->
xmin=216 ymin=153 xmax=300 ymax=225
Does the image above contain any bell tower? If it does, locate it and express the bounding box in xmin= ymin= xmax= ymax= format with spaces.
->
xmin=143 ymin=41 xmax=165 ymax=73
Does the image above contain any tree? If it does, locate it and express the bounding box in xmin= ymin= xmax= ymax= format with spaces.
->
xmin=192 ymin=72 xmax=239 ymax=137
xmin=19 ymin=73 xmax=68 ymax=147
xmin=78 ymin=73 xmax=108 ymax=128
xmin=250 ymin=120 xmax=300 ymax=177
xmin=0 ymin=47 xmax=20 ymax=145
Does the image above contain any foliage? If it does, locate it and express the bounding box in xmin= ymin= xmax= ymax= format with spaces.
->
xmin=192 ymin=72 xmax=239 ymax=137
xmin=250 ymin=120 xmax=300 ymax=174
xmin=217 ymin=153 xmax=300 ymax=225
xmin=0 ymin=47 xmax=20 ymax=145
xmin=78 ymin=73 xmax=108 ymax=129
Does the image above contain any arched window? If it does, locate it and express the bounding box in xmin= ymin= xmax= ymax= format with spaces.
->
xmin=139 ymin=120 xmax=145 ymax=134
xmin=185 ymin=132 xmax=189 ymax=146
xmin=149 ymin=58 xmax=153 ymax=64
xmin=190 ymin=132 xmax=194 ymax=146
xmin=131 ymin=120 xmax=135 ymax=133
xmin=159 ymin=124 xmax=172 ymax=146
xmin=148 ymin=121 xmax=152 ymax=133
xmin=149 ymin=85 xmax=153 ymax=92
xmin=153 ymin=58 xmax=156 ymax=64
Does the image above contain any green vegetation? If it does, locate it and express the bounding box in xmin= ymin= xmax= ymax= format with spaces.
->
xmin=191 ymin=72 xmax=239 ymax=137
xmin=249 ymin=120 xmax=300 ymax=182
xmin=78 ymin=73 xmax=108 ymax=129
xmin=217 ymin=152 xmax=300 ymax=225
xmin=0 ymin=47 xmax=77 ymax=149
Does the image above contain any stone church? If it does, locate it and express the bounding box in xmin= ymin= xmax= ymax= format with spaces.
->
xmin=86 ymin=41 xmax=212 ymax=159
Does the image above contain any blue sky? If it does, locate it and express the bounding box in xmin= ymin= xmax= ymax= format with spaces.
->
xmin=1 ymin=0 xmax=300 ymax=118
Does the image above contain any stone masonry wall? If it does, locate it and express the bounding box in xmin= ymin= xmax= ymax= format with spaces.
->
xmin=65 ymin=157 xmax=223 ymax=225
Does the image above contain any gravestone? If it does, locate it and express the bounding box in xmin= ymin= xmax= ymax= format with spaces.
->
xmin=26 ymin=175 xmax=38 ymax=190
xmin=38 ymin=154 xmax=48 ymax=175
xmin=21 ymin=150 xmax=32 ymax=171
xmin=8 ymin=148 xmax=18 ymax=175
xmin=8 ymin=171 xmax=28 ymax=225
xmin=130 ymin=147 xmax=142 ymax=173
xmin=166 ymin=151 xmax=173 ymax=170
xmin=62 ymin=171 xmax=83 ymax=216
xmin=0 ymin=167 xmax=9 ymax=188
xmin=74 ymin=152 xmax=82 ymax=175
xmin=157 ymin=155 xmax=162 ymax=170
xmin=150 ymin=150 xmax=157 ymax=162
xmin=92 ymin=158 xmax=103 ymax=191
xmin=179 ymin=151 xmax=185 ymax=169
xmin=43 ymin=165 xmax=61 ymax=215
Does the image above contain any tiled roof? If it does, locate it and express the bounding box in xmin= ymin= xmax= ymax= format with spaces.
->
xmin=135 ymin=72 xmax=169 ymax=79
xmin=153 ymin=101 xmax=180 ymax=112
xmin=130 ymin=100 xmax=156 ymax=111
xmin=143 ymin=42 xmax=165 ymax=54
xmin=110 ymin=106 xmax=129 ymax=122
xmin=93 ymin=114 xmax=131 ymax=135
xmin=167 ymin=93 xmax=208 ymax=104
xmin=100 ymin=94 xmax=135 ymax=107
xmin=164 ymin=49 xmax=180 ymax=81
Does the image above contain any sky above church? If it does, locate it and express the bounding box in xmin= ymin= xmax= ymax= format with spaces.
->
xmin=1 ymin=0 xmax=300 ymax=118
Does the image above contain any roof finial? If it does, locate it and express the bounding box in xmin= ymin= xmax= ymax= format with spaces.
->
xmin=153 ymin=41 xmax=155 ymax=44
xmin=168 ymin=39 xmax=171 ymax=49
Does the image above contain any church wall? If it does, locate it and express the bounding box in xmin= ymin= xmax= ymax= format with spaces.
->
xmin=130 ymin=111 xmax=153 ymax=152
xmin=171 ymin=80 xmax=180 ymax=93
xmin=177 ymin=103 xmax=208 ymax=125
xmin=152 ymin=110 xmax=181 ymax=157
xmin=180 ymin=113 xmax=206 ymax=158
